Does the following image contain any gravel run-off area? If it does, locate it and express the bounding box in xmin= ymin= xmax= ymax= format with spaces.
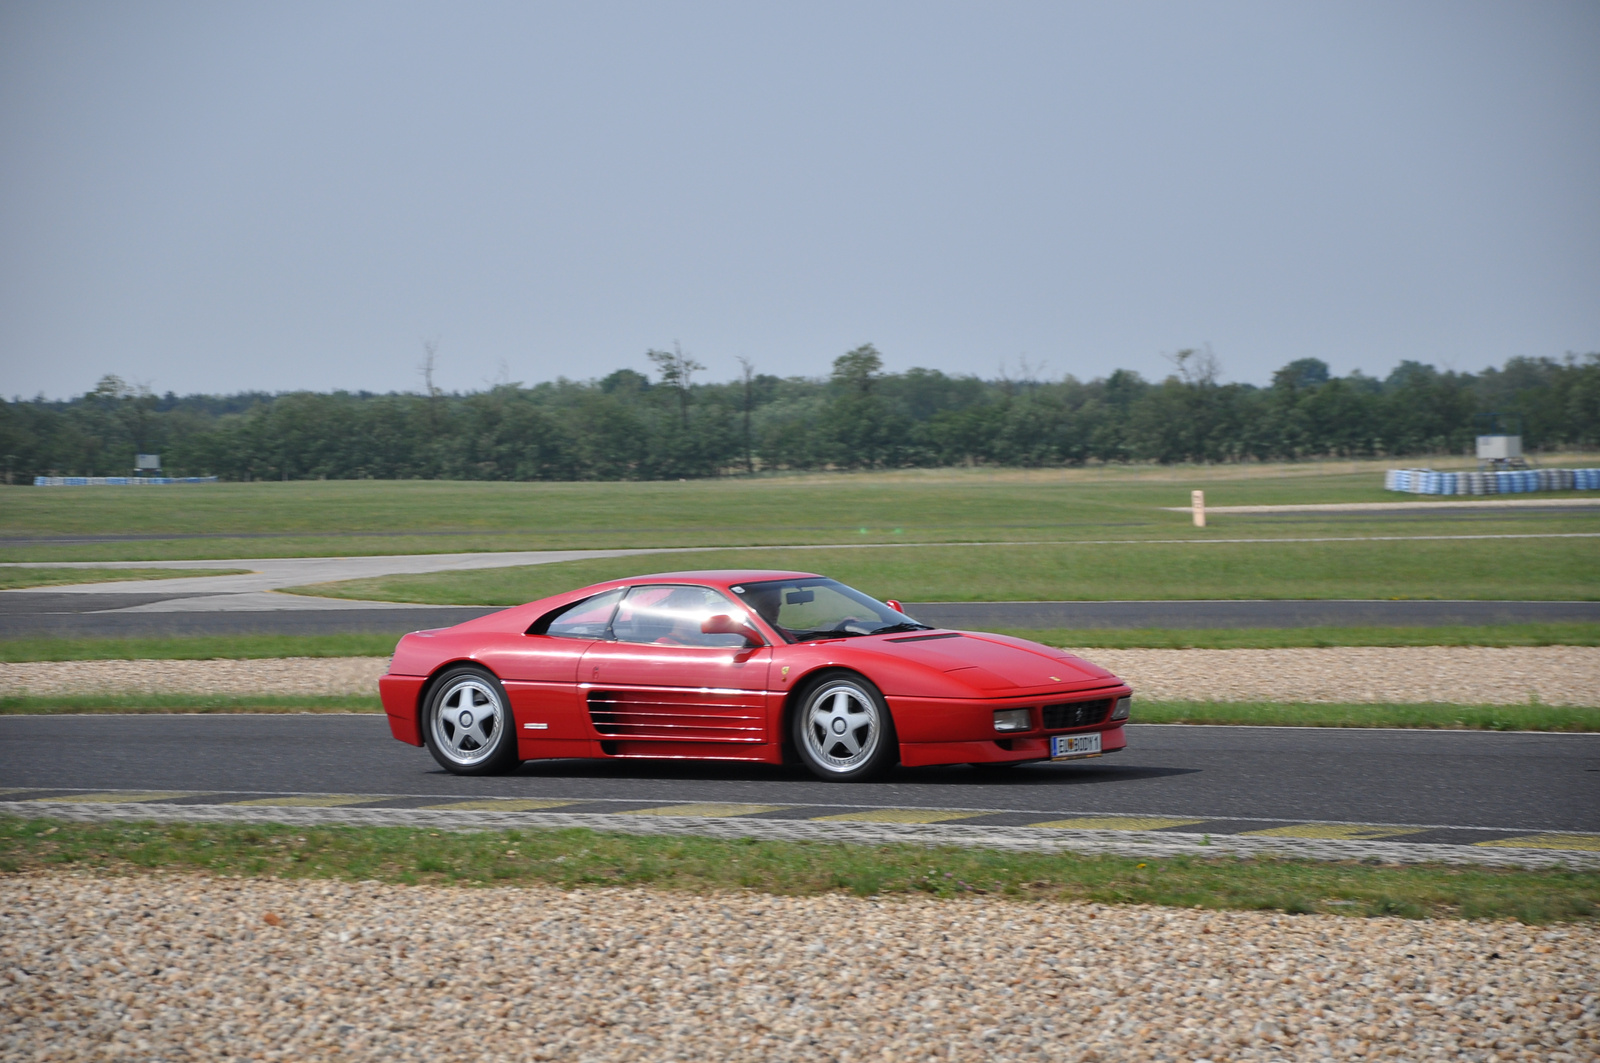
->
xmin=2 ymin=873 xmax=1595 ymax=1063
xmin=2 ymin=646 xmax=1598 ymax=706
xmin=1069 ymin=647 xmax=1600 ymax=707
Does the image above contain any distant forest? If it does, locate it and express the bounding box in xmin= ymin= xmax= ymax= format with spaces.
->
xmin=3 ymin=346 xmax=1598 ymax=482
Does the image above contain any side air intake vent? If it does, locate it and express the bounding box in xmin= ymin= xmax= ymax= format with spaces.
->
xmin=586 ymin=690 xmax=763 ymax=742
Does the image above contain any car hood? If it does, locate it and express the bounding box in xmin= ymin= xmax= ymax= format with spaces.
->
xmin=879 ymin=632 xmax=1113 ymax=692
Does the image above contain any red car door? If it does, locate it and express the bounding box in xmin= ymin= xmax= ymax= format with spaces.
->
xmin=487 ymin=588 xmax=624 ymax=759
xmin=578 ymin=584 xmax=773 ymax=759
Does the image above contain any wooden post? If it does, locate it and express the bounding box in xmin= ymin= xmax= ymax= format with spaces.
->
xmin=1191 ymin=489 xmax=1206 ymax=528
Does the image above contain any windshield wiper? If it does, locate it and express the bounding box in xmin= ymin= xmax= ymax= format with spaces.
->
xmin=790 ymin=621 xmax=932 ymax=642
xmin=870 ymin=622 xmax=933 ymax=635
xmin=791 ymin=627 xmax=861 ymax=642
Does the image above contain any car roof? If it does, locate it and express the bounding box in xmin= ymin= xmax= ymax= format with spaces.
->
xmin=616 ymin=569 xmax=825 ymax=587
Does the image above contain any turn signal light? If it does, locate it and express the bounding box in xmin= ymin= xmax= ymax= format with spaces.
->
xmin=993 ymin=708 xmax=1031 ymax=732
xmin=1110 ymin=697 xmax=1131 ymax=721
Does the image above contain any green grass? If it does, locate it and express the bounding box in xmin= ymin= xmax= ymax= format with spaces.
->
xmin=995 ymin=623 xmax=1600 ymax=649
xmin=1 ymin=818 xmax=1593 ymax=923
xmin=0 ymin=633 xmax=397 ymax=663
xmin=4 ymin=462 xmax=1598 ymax=561
xmin=1134 ymin=701 xmax=1600 ymax=731
xmin=288 ymin=537 xmax=1600 ymax=604
xmin=0 ymin=694 xmax=382 ymax=715
xmin=0 ymin=566 xmax=249 ymax=589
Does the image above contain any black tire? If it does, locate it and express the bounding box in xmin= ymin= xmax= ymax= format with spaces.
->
xmin=790 ymin=672 xmax=899 ymax=782
xmin=422 ymin=665 xmax=520 ymax=776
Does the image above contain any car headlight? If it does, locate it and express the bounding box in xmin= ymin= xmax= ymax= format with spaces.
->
xmin=1110 ymin=696 xmax=1131 ymax=721
xmin=993 ymin=708 xmax=1031 ymax=732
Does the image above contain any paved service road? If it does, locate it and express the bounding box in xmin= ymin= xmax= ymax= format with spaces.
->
xmin=906 ymin=599 xmax=1600 ymax=631
xmin=0 ymin=592 xmax=497 ymax=637
xmin=5 ymin=591 xmax=1596 ymax=637
xmin=4 ymin=715 xmax=1595 ymax=834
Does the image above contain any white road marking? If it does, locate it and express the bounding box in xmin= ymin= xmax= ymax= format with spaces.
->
xmin=1164 ymin=497 xmax=1600 ymax=514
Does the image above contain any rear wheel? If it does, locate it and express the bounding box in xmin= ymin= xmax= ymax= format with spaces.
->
xmin=423 ymin=666 xmax=520 ymax=776
xmin=791 ymin=673 xmax=898 ymax=782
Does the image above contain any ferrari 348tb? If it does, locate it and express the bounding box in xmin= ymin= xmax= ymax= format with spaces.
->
xmin=379 ymin=570 xmax=1132 ymax=781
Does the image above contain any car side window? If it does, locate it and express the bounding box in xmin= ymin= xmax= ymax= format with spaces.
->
xmin=537 ymin=589 xmax=625 ymax=639
xmin=610 ymin=585 xmax=753 ymax=648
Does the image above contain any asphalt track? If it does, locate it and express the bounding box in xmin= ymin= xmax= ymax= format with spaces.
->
xmin=4 ymin=715 xmax=1595 ymax=838
xmin=5 ymin=590 xmax=1598 ymax=637
xmin=0 ymin=592 xmax=495 ymax=637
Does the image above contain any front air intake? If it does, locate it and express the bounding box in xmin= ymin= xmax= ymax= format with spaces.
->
xmin=1041 ymin=699 xmax=1112 ymax=730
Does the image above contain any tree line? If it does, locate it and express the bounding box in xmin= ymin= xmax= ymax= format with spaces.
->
xmin=3 ymin=346 xmax=1597 ymax=483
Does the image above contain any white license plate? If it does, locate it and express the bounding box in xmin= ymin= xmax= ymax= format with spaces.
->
xmin=1050 ymin=733 xmax=1102 ymax=760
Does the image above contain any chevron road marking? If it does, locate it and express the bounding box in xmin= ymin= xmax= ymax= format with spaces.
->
xmin=812 ymin=809 xmax=989 ymax=824
xmin=1032 ymin=816 xmax=1206 ymax=831
xmin=1474 ymin=833 xmax=1600 ymax=851
xmin=621 ymin=803 xmax=789 ymax=818
xmin=416 ymin=799 xmax=579 ymax=811
xmin=1242 ymin=824 xmax=1423 ymax=841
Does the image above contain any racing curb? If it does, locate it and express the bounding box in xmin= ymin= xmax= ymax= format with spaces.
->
xmin=4 ymin=800 xmax=1596 ymax=871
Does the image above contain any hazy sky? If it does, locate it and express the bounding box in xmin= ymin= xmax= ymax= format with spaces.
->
xmin=2 ymin=1 xmax=1597 ymax=399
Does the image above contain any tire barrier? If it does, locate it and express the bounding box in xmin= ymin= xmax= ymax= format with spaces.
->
xmin=1385 ymin=467 xmax=1595 ymax=495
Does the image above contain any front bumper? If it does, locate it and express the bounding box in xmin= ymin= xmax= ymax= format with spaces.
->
xmin=898 ymin=725 xmax=1127 ymax=767
xmin=887 ymin=687 xmax=1132 ymax=767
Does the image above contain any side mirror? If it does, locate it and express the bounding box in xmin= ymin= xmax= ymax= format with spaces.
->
xmin=701 ymin=614 xmax=762 ymax=646
xmin=885 ymin=599 xmax=905 ymax=614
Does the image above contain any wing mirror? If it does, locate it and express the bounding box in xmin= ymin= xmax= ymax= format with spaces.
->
xmin=701 ymin=614 xmax=763 ymax=646
xmin=885 ymin=599 xmax=905 ymax=614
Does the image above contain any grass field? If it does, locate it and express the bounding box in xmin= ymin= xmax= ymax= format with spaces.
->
xmin=0 ymin=566 xmax=248 ymax=589
xmin=5 ymin=461 xmax=1599 ymax=562
xmin=288 ymin=537 xmax=1600 ymax=604
xmin=1 ymin=818 xmax=1593 ymax=923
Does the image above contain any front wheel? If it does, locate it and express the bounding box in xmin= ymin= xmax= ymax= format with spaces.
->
xmin=423 ymin=666 xmax=520 ymax=776
xmin=791 ymin=673 xmax=898 ymax=782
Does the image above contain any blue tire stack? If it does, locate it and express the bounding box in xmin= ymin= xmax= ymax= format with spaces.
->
xmin=1384 ymin=467 xmax=1599 ymax=494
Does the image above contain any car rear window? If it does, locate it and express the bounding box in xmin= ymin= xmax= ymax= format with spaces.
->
xmin=533 ymin=588 xmax=625 ymax=638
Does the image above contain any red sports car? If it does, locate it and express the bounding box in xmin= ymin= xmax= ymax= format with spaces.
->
xmin=379 ymin=570 xmax=1132 ymax=781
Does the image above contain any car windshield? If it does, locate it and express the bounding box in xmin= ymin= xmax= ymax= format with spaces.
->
xmin=730 ymin=578 xmax=930 ymax=643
